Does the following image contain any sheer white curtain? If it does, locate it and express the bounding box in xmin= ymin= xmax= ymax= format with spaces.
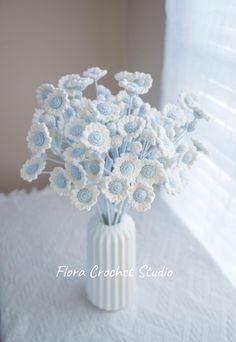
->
xmin=161 ymin=0 xmax=236 ymax=285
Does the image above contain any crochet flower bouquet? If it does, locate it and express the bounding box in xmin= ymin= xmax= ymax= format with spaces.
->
xmin=21 ymin=67 xmax=209 ymax=310
xmin=21 ymin=68 xmax=208 ymax=224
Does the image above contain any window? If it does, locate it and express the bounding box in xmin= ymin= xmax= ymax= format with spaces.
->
xmin=161 ymin=0 xmax=236 ymax=285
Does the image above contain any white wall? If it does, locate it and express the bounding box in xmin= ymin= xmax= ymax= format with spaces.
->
xmin=126 ymin=0 xmax=165 ymax=106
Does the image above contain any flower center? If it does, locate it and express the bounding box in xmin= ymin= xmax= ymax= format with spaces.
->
xmin=77 ymin=188 xmax=92 ymax=203
xmin=70 ymin=124 xmax=84 ymax=137
xmin=70 ymin=165 xmax=82 ymax=181
xmin=124 ymin=121 xmax=138 ymax=133
xmin=56 ymin=173 xmax=67 ymax=188
xmin=90 ymin=160 xmax=100 ymax=175
xmin=133 ymin=188 xmax=147 ymax=203
xmin=109 ymin=180 xmax=122 ymax=194
xmin=120 ymin=161 xmax=134 ymax=176
xmin=33 ymin=132 xmax=45 ymax=146
xmin=27 ymin=163 xmax=39 ymax=175
xmin=71 ymin=147 xmax=84 ymax=159
xmin=141 ymin=165 xmax=155 ymax=178
xmin=133 ymin=78 xmax=145 ymax=86
xmin=63 ymin=108 xmax=75 ymax=122
xmin=50 ymin=96 xmax=63 ymax=109
xmin=185 ymin=95 xmax=194 ymax=106
xmin=97 ymin=103 xmax=112 ymax=116
xmin=88 ymin=131 xmax=104 ymax=146
xmin=42 ymin=88 xmax=53 ymax=100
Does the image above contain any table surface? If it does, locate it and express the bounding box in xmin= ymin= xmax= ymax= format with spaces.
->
xmin=1 ymin=188 xmax=236 ymax=342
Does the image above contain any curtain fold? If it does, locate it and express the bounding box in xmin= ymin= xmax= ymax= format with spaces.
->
xmin=161 ymin=0 xmax=236 ymax=286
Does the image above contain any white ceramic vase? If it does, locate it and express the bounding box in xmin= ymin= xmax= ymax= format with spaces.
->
xmin=86 ymin=214 xmax=136 ymax=311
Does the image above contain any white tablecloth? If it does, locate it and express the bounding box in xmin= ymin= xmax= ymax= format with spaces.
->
xmin=1 ymin=188 xmax=236 ymax=342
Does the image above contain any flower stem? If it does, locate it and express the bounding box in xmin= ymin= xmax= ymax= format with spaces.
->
xmin=46 ymin=157 xmax=64 ymax=165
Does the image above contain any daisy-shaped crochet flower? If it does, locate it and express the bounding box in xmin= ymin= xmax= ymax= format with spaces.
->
xmin=138 ymin=160 xmax=163 ymax=185
xmin=64 ymin=143 xmax=86 ymax=163
xmin=71 ymin=185 xmax=99 ymax=210
xmin=20 ymin=156 xmax=46 ymax=182
xmin=90 ymin=101 xmax=120 ymax=123
xmin=65 ymin=163 xmax=87 ymax=186
xmin=64 ymin=118 xmax=86 ymax=142
xmin=26 ymin=123 xmax=52 ymax=154
xmin=163 ymin=104 xmax=187 ymax=127
xmin=164 ymin=167 xmax=183 ymax=195
xmin=81 ymin=123 xmax=111 ymax=153
xmin=36 ymin=83 xmax=55 ymax=106
xmin=117 ymin=115 xmax=145 ymax=141
xmin=49 ymin=167 xmax=71 ymax=196
xmin=83 ymin=67 xmax=107 ymax=81
xmin=113 ymin=153 xmax=140 ymax=181
xmin=44 ymin=89 xmax=69 ymax=116
xmin=102 ymin=175 xmax=129 ymax=203
xmin=192 ymin=139 xmax=208 ymax=154
xmin=115 ymin=71 xmax=153 ymax=95
xmin=58 ymin=74 xmax=93 ymax=96
xmin=182 ymin=146 xmax=198 ymax=167
xmin=128 ymin=182 xmax=155 ymax=212
xmin=178 ymin=90 xmax=198 ymax=111
xmin=86 ymin=152 xmax=105 ymax=181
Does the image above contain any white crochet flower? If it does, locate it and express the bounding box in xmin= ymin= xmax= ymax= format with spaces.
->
xmin=192 ymin=139 xmax=208 ymax=154
xmin=90 ymin=100 xmax=120 ymax=123
xmin=163 ymin=104 xmax=187 ymax=127
xmin=113 ymin=153 xmax=141 ymax=181
xmin=65 ymin=163 xmax=87 ymax=186
xmin=26 ymin=123 xmax=52 ymax=154
xmin=44 ymin=89 xmax=69 ymax=116
xmin=102 ymin=175 xmax=129 ymax=203
xmin=64 ymin=118 xmax=86 ymax=142
xmin=128 ymin=182 xmax=155 ymax=212
xmin=115 ymin=71 xmax=153 ymax=95
xmin=182 ymin=145 xmax=198 ymax=167
xmin=58 ymin=74 xmax=93 ymax=96
xmin=117 ymin=115 xmax=145 ymax=140
xmin=64 ymin=143 xmax=86 ymax=163
xmin=81 ymin=123 xmax=111 ymax=153
xmin=164 ymin=166 xmax=185 ymax=195
xmin=83 ymin=67 xmax=107 ymax=81
xmin=36 ymin=83 xmax=55 ymax=106
xmin=49 ymin=167 xmax=71 ymax=196
xmin=20 ymin=156 xmax=46 ymax=182
xmin=178 ymin=90 xmax=198 ymax=110
xmin=86 ymin=152 xmax=105 ymax=181
xmin=138 ymin=160 xmax=163 ymax=185
xmin=71 ymin=185 xmax=99 ymax=210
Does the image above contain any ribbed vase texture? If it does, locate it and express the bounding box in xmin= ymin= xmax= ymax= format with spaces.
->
xmin=86 ymin=214 xmax=136 ymax=311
